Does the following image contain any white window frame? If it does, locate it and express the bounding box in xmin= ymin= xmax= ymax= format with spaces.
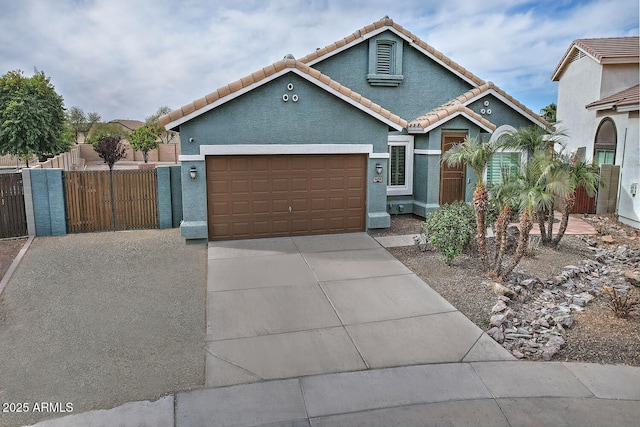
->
xmin=387 ymin=135 xmax=414 ymax=196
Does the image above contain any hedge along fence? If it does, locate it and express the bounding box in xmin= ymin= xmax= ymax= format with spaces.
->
xmin=23 ymin=165 xmax=182 ymax=236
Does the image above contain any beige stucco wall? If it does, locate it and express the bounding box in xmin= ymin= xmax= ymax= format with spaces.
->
xmin=601 ymin=64 xmax=640 ymax=98
xmin=556 ymin=55 xmax=602 ymax=156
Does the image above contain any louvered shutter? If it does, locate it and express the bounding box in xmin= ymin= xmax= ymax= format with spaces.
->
xmin=389 ymin=145 xmax=406 ymax=186
xmin=376 ymin=41 xmax=393 ymax=75
xmin=487 ymin=152 xmax=520 ymax=185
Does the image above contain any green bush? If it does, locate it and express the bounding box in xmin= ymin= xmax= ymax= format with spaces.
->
xmin=420 ymin=201 xmax=475 ymax=265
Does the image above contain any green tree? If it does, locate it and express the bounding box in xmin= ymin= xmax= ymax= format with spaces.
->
xmin=129 ymin=123 xmax=159 ymax=163
xmin=87 ymin=122 xmax=128 ymax=146
xmin=0 ymin=69 xmax=69 ymax=166
xmin=146 ymin=106 xmax=176 ymax=144
xmin=67 ymin=106 xmax=87 ymax=143
xmin=441 ymin=136 xmax=499 ymax=272
xmin=540 ymin=103 xmax=557 ymax=124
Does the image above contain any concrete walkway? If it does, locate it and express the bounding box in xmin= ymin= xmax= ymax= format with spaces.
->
xmin=23 ymin=232 xmax=640 ymax=426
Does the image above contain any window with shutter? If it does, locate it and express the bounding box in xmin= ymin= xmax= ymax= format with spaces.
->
xmin=389 ymin=145 xmax=405 ymax=185
xmin=387 ymin=136 xmax=414 ymax=196
xmin=487 ymin=152 xmax=521 ymax=186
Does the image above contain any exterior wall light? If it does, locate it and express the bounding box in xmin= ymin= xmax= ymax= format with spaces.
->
xmin=375 ymin=163 xmax=383 ymax=175
xmin=190 ymin=166 xmax=197 ymax=179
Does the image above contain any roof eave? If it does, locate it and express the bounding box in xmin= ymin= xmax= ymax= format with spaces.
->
xmin=408 ymin=111 xmax=496 ymax=134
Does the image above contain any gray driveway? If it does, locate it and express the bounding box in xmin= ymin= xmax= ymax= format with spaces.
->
xmin=205 ymin=233 xmax=513 ymax=387
xmin=0 ymin=229 xmax=206 ymax=427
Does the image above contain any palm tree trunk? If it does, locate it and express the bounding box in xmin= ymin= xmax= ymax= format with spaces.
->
xmin=537 ymin=209 xmax=548 ymax=245
xmin=552 ymin=193 xmax=574 ymax=248
xmin=501 ymin=209 xmax=534 ymax=279
xmin=473 ymin=184 xmax=489 ymax=271
xmin=546 ymin=199 xmax=555 ymax=242
xmin=492 ymin=204 xmax=511 ymax=278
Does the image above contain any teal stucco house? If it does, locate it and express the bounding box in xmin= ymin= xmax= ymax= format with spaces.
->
xmin=160 ymin=17 xmax=546 ymax=242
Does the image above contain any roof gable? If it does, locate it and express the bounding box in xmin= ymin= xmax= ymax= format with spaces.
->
xmin=299 ymin=16 xmax=486 ymax=88
xmin=160 ymin=55 xmax=406 ymax=131
xmin=408 ymin=82 xmax=548 ymax=133
xmin=408 ymin=102 xmax=496 ymax=133
xmin=552 ymin=36 xmax=640 ymax=81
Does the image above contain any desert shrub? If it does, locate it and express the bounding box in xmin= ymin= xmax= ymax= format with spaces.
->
xmin=602 ymin=286 xmax=639 ymax=319
xmin=420 ymin=201 xmax=475 ymax=265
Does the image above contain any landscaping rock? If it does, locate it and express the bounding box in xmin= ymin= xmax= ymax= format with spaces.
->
xmin=492 ymin=282 xmax=515 ymax=298
xmin=486 ymin=243 xmax=640 ymax=361
xmin=491 ymin=300 xmax=507 ymax=313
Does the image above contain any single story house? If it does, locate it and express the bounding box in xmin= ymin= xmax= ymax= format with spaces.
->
xmin=552 ymin=36 xmax=639 ymax=228
xmin=160 ymin=17 xmax=547 ymax=241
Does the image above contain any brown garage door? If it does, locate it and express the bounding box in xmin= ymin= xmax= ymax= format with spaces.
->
xmin=206 ymin=154 xmax=366 ymax=240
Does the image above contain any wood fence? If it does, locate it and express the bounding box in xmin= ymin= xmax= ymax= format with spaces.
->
xmin=0 ymin=173 xmax=28 ymax=238
xmin=64 ymin=170 xmax=158 ymax=233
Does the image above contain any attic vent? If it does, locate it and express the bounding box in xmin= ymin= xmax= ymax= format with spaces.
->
xmin=376 ymin=41 xmax=394 ymax=74
xmin=568 ymin=49 xmax=586 ymax=64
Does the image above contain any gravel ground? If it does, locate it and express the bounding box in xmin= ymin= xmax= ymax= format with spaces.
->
xmin=0 ymin=229 xmax=206 ymax=427
xmin=380 ymin=214 xmax=639 ymax=366
xmin=0 ymin=237 xmax=27 ymax=281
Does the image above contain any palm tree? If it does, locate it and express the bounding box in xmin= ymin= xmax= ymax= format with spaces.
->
xmin=487 ymin=179 xmax=518 ymax=279
xmin=501 ymin=126 xmax=568 ymax=247
xmin=501 ymin=153 xmax=570 ymax=278
xmin=551 ymin=159 xmax=600 ymax=247
xmin=539 ymin=103 xmax=557 ymax=124
xmin=442 ymin=136 xmax=499 ymax=272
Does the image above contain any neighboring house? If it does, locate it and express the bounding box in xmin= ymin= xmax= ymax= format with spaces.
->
xmin=110 ymin=119 xmax=145 ymax=133
xmin=552 ymin=37 xmax=639 ymax=229
xmin=160 ymin=17 xmax=546 ymax=242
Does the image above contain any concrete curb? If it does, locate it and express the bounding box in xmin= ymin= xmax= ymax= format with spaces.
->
xmin=0 ymin=235 xmax=34 ymax=297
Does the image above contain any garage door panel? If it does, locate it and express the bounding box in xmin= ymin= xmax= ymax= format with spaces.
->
xmin=291 ymin=177 xmax=308 ymax=191
xmin=230 ymin=158 xmax=250 ymax=172
xmin=207 ymin=154 xmax=366 ymax=240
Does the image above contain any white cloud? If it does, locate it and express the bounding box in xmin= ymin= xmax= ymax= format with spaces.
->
xmin=0 ymin=0 xmax=637 ymax=120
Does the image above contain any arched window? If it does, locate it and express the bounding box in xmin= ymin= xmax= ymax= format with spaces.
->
xmin=594 ymin=118 xmax=616 ymax=165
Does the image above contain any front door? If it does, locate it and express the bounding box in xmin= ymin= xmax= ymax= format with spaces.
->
xmin=440 ymin=132 xmax=467 ymax=205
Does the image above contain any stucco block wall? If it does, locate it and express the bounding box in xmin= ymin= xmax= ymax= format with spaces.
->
xmin=156 ymin=166 xmax=182 ymax=228
xmin=28 ymin=169 xmax=66 ymax=236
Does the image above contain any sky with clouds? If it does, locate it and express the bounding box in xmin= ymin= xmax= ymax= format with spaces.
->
xmin=1 ymin=0 xmax=638 ymax=122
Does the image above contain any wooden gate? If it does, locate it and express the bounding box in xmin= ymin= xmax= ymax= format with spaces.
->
xmin=64 ymin=170 xmax=158 ymax=233
xmin=571 ymin=186 xmax=596 ymax=214
xmin=0 ymin=172 xmax=28 ymax=238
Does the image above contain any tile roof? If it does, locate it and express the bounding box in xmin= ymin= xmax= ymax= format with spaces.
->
xmin=160 ymin=17 xmax=542 ymax=134
xmin=586 ymin=84 xmax=639 ymax=111
xmin=408 ymin=82 xmax=548 ymax=132
xmin=160 ymin=55 xmax=407 ymax=130
xmin=298 ymin=16 xmax=486 ymax=87
xmin=408 ymin=101 xmax=496 ymax=133
xmin=110 ymin=119 xmax=145 ymax=130
xmin=552 ymin=36 xmax=640 ymax=81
